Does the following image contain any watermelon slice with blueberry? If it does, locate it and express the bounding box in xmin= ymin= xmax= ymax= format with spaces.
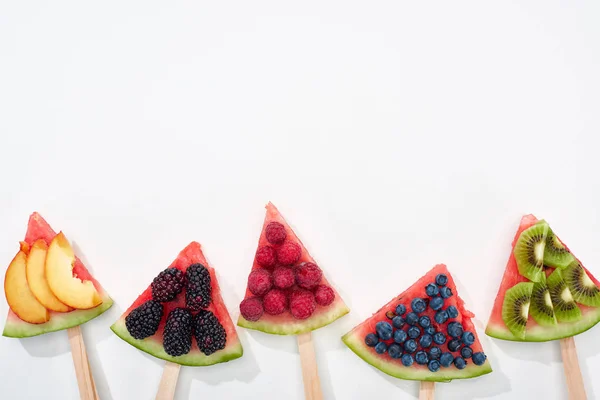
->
xmin=486 ymin=215 xmax=600 ymax=342
xmin=237 ymin=202 xmax=349 ymax=334
xmin=111 ymin=242 xmax=243 ymax=366
xmin=3 ymin=212 xmax=113 ymax=338
xmin=342 ymin=264 xmax=492 ymax=382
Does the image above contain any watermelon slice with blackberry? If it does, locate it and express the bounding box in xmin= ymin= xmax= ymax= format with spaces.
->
xmin=486 ymin=215 xmax=600 ymax=342
xmin=342 ymin=264 xmax=492 ymax=382
xmin=111 ymin=242 xmax=243 ymax=366
xmin=238 ymin=202 xmax=349 ymax=334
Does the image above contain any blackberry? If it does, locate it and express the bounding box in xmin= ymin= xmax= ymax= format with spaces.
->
xmin=163 ymin=308 xmax=193 ymax=357
xmin=193 ymin=310 xmax=227 ymax=356
xmin=186 ymin=263 xmax=212 ymax=311
xmin=125 ymin=300 xmax=163 ymax=340
xmin=152 ymin=268 xmax=186 ymax=302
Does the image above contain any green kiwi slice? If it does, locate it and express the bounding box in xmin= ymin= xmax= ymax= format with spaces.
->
xmin=529 ymin=276 xmax=557 ymax=327
xmin=514 ymin=222 xmax=548 ymax=282
xmin=563 ymin=261 xmax=600 ymax=307
xmin=502 ymin=282 xmax=534 ymax=339
xmin=543 ymin=226 xmax=575 ymax=269
xmin=547 ymin=268 xmax=582 ymax=322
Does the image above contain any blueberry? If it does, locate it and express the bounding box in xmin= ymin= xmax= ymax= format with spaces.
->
xmin=448 ymin=339 xmax=461 ymax=352
xmin=365 ymin=333 xmax=379 ymax=347
xmin=425 ymin=326 xmax=436 ymax=335
xmin=404 ymin=339 xmax=417 ymax=353
xmin=440 ymin=352 xmax=454 ymax=367
xmin=447 ymin=322 xmax=464 ymax=338
xmin=428 ymin=359 xmax=441 ymax=372
xmin=418 ymin=316 xmax=431 ymax=328
xmin=408 ymin=326 xmax=421 ymax=339
xmin=429 ymin=297 xmax=444 ymax=311
xmin=405 ymin=312 xmax=419 ymax=326
xmin=440 ymin=286 xmax=453 ymax=299
xmin=434 ymin=310 xmax=449 ymax=324
xmin=472 ymin=352 xmax=487 ymax=366
xmin=419 ymin=334 xmax=433 ymax=348
xmin=435 ymin=274 xmax=448 ymax=286
xmin=461 ymin=331 xmax=475 ymax=346
xmin=375 ymin=342 xmax=388 ymax=354
xmin=429 ymin=346 xmax=442 ymax=360
xmin=454 ymin=357 xmax=467 ymax=369
xmin=392 ymin=316 xmax=405 ymax=329
xmin=401 ymin=353 xmax=414 ymax=366
xmin=395 ymin=304 xmax=407 ymax=315
xmin=446 ymin=305 xmax=458 ymax=319
xmin=376 ymin=321 xmax=393 ymax=341
xmin=425 ymin=283 xmax=439 ymax=297
xmin=394 ymin=329 xmax=407 ymax=344
xmin=411 ymin=298 xmax=427 ymax=314
xmin=433 ymin=332 xmax=447 ymax=345
xmin=388 ymin=343 xmax=402 ymax=359
xmin=461 ymin=346 xmax=473 ymax=359
xmin=415 ymin=350 xmax=429 ymax=365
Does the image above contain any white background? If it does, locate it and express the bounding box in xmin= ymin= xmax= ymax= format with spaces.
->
xmin=1 ymin=1 xmax=599 ymax=399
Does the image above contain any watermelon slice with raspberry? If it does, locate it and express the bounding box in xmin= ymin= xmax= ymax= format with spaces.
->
xmin=3 ymin=213 xmax=113 ymax=338
xmin=238 ymin=202 xmax=349 ymax=335
xmin=486 ymin=215 xmax=600 ymax=342
xmin=111 ymin=242 xmax=243 ymax=366
xmin=342 ymin=264 xmax=492 ymax=382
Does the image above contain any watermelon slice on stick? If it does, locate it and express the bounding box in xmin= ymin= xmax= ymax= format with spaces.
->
xmin=486 ymin=215 xmax=600 ymax=398
xmin=237 ymin=203 xmax=350 ymax=399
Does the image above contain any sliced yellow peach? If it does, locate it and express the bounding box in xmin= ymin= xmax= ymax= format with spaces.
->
xmin=19 ymin=241 xmax=30 ymax=254
xmin=26 ymin=239 xmax=72 ymax=312
xmin=4 ymin=250 xmax=50 ymax=324
xmin=46 ymin=232 xmax=102 ymax=309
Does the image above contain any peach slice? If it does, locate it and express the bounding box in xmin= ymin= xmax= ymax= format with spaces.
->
xmin=4 ymin=250 xmax=50 ymax=324
xmin=26 ymin=239 xmax=72 ymax=312
xmin=46 ymin=232 xmax=102 ymax=309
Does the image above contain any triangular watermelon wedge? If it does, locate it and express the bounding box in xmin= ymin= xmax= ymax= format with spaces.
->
xmin=486 ymin=215 xmax=600 ymax=342
xmin=111 ymin=242 xmax=243 ymax=366
xmin=3 ymin=212 xmax=113 ymax=338
xmin=343 ymin=264 xmax=492 ymax=382
xmin=237 ymin=203 xmax=349 ymax=335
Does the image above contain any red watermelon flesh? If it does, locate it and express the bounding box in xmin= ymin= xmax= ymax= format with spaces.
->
xmin=111 ymin=242 xmax=243 ymax=366
xmin=3 ymin=213 xmax=113 ymax=338
xmin=343 ymin=264 xmax=492 ymax=382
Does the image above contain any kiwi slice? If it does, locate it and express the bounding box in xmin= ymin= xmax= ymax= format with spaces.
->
xmin=563 ymin=261 xmax=600 ymax=307
xmin=502 ymin=282 xmax=534 ymax=339
xmin=547 ymin=268 xmax=582 ymax=322
xmin=543 ymin=226 xmax=574 ymax=269
xmin=514 ymin=222 xmax=548 ymax=282
xmin=529 ymin=276 xmax=557 ymax=327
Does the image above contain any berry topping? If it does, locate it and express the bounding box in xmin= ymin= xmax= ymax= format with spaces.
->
xmin=163 ymin=308 xmax=193 ymax=357
xmin=448 ymin=322 xmax=464 ymax=338
xmin=263 ymin=289 xmax=288 ymax=315
xmin=454 ymin=357 xmax=467 ymax=369
xmin=265 ymin=222 xmax=287 ymax=245
xmin=428 ymin=346 xmax=442 ymax=360
xmin=425 ymin=326 xmax=436 ymax=335
xmin=433 ymin=332 xmax=447 ymax=345
xmin=375 ymin=342 xmax=388 ymax=354
xmin=395 ymin=304 xmax=407 ymax=315
xmin=429 ymin=297 xmax=444 ymax=311
xmin=428 ymin=359 xmax=441 ymax=372
xmin=239 ymin=297 xmax=264 ymax=322
xmin=401 ymin=354 xmax=414 ymax=366
xmin=418 ymin=316 xmax=431 ymax=328
xmin=394 ymin=329 xmax=407 ymax=344
xmin=404 ymin=339 xmax=418 ymax=353
xmin=440 ymin=352 xmax=454 ymax=367
xmin=186 ymin=263 xmax=212 ymax=311
xmin=193 ymin=309 xmax=227 ymax=356
xmin=289 ymin=289 xmax=316 ymax=319
xmin=151 ymin=268 xmax=186 ymax=302
xmin=411 ymin=298 xmax=427 ymax=313
xmin=388 ymin=343 xmax=402 ymax=359
xmin=419 ymin=334 xmax=433 ymax=348
xmin=405 ymin=312 xmax=419 ymax=326
xmin=462 ymin=331 xmax=475 ymax=346
xmin=440 ymin=286 xmax=453 ymax=299
xmin=365 ymin=333 xmax=379 ymax=347
xmin=125 ymin=300 xmax=163 ymax=340
xmin=295 ymin=262 xmax=323 ymax=289
xmin=392 ymin=316 xmax=405 ymax=329
xmin=314 ymin=285 xmax=335 ymax=306
xmin=435 ymin=274 xmax=448 ymax=286
xmin=376 ymin=321 xmax=393 ymax=341
xmin=446 ymin=305 xmax=459 ymax=319
xmin=461 ymin=346 xmax=473 ymax=359
xmin=472 ymin=352 xmax=487 ymax=366
xmin=247 ymin=269 xmax=273 ymax=296
xmin=277 ymin=241 xmax=302 ymax=265
xmin=272 ymin=267 xmax=295 ymax=290
xmin=407 ymin=326 xmax=421 ymax=339
xmin=448 ymin=339 xmax=461 ymax=352
xmin=435 ymin=309 xmax=449 ymax=324
xmin=256 ymin=246 xmax=277 ymax=268
xmin=415 ymin=351 xmax=429 ymax=365
xmin=425 ymin=283 xmax=439 ymax=297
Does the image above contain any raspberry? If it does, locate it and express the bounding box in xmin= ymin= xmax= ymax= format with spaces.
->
xmin=247 ymin=269 xmax=273 ymax=296
xmin=272 ymin=266 xmax=295 ymax=289
xmin=163 ymin=308 xmax=193 ymax=356
xmin=276 ymin=241 xmax=301 ymax=265
xmin=255 ymin=246 xmax=276 ymax=268
xmin=295 ymin=262 xmax=323 ymax=289
xmin=240 ymin=297 xmax=264 ymax=322
xmin=186 ymin=263 xmax=211 ymax=311
xmin=314 ymin=285 xmax=335 ymax=306
xmin=193 ymin=309 xmax=227 ymax=356
xmin=125 ymin=300 xmax=163 ymax=339
xmin=151 ymin=268 xmax=186 ymax=302
xmin=263 ymin=289 xmax=288 ymax=315
xmin=265 ymin=222 xmax=287 ymax=245
xmin=290 ymin=289 xmax=316 ymax=320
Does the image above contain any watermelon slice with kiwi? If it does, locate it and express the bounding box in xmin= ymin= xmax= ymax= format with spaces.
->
xmin=343 ymin=264 xmax=492 ymax=382
xmin=237 ymin=202 xmax=349 ymax=335
xmin=486 ymin=214 xmax=600 ymax=342
xmin=3 ymin=212 xmax=113 ymax=338
xmin=111 ymin=242 xmax=243 ymax=366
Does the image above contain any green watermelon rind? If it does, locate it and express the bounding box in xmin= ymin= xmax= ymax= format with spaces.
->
xmin=111 ymin=319 xmax=243 ymax=367
xmin=342 ymin=331 xmax=492 ymax=382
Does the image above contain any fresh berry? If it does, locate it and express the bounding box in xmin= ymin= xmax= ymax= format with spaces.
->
xmin=193 ymin=309 xmax=226 ymax=356
xmin=248 ymin=269 xmax=273 ymax=296
xmin=439 ymin=286 xmax=453 ymax=299
xmin=272 ymin=267 xmax=295 ymax=290
xmin=440 ymin=352 xmax=454 ymax=367
xmin=404 ymin=339 xmax=417 ymax=353
xmin=425 ymin=283 xmax=439 ymax=297
xmin=394 ymin=329 xmax=407 ymax=344
xmin=263 ymin=289 xmax=288 ymax=315
xmin=407 ymin=326 xmax=421 ymax=339
xmin=277 ymin=241 xmax=302 ymax=265
xmin=392 ymin=316 xmax=405 ymax=329
xmin=434 ymin=310 xmax=449 ymax=324
xmin=163 ymin=308 xmax=193 ymax=357
xmin=365 ymin=333 xmax=379 ymax=347
xmin=429 ymin=297 xmax=444 ymax=311
xmin=239 ymin=297 xmax=264 ymax=321
xmin=415 ymin=351 xmax=429 ymax=365
xmin=125 ymin=300 xmax=163 ymax=340
xmin=314 ymin=285 xmax=335 ymax=306
xmin=461 ymin=346 xmax=473 ymax=359
xmin=396 ymin=304 xmax=407 ymax=315
xmin=295 ymin=262 xmax=322 ymax=289
xmin=388 ymin=343 xmax=402 ymax=359
xmin=454 ymin=357 xmax=467 ymax=369
xmin=406 ymin=312 xmax=419 ymax=326
xmin=429 ymin=346 xmax=442 ymax=360
xmin=419 ymin=334 xmax=433 ymax=348
xmin=411 ymin=298 xmax=427 ymax=313
xmin=435 ymin=274 xmax=448 ymax=286
xmin=448 ymin=339 xmax=461 ymax=352
xmin=446 ymin=305 xmax=459 ymax=319
xmin=401 ymin=354 xmax=414 ymax=366
xmin=375 ymin=342 xmax=388 ymax=354
xmin=265 ymin=222 xmax=287 ymax=245
xmin=186 ymin=263 xmax=212 ymax=311
xmin=418 ymin=316 xmax=431 ymax=328
xmin=448 ymin=322 xmax=464 ymax=338
xmin=472 ymin=352 xmax=487 ymax=366
xmin=256 ymin=246 xmax=277 ymax=268
xmin=289 ymin=289 xmax=316 ymax=319
xmin=376 ymin=321 xmax=393 ymax=341
xmin=151 ymin=268 xmax=185 ymax=302
xmin=428 ymin=359 xmax=441 ymax=372
xmin=433 ymin=332 xmax=447 ymax=345
xmin=462 ymin=331 xmax=475 ymax=346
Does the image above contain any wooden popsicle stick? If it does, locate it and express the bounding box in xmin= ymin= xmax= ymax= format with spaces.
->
xmin=67 ymin=326 xmax=99 ymax=400
xmin=297 ymin=331 xmax=323 ymax=400
xmin=560 ymin=337 xmax=587 ymax=400
xmin=419 ymin=381 xmax=435 ymax=400
xmin=155 ymin=361 xmax=181 ymax=400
